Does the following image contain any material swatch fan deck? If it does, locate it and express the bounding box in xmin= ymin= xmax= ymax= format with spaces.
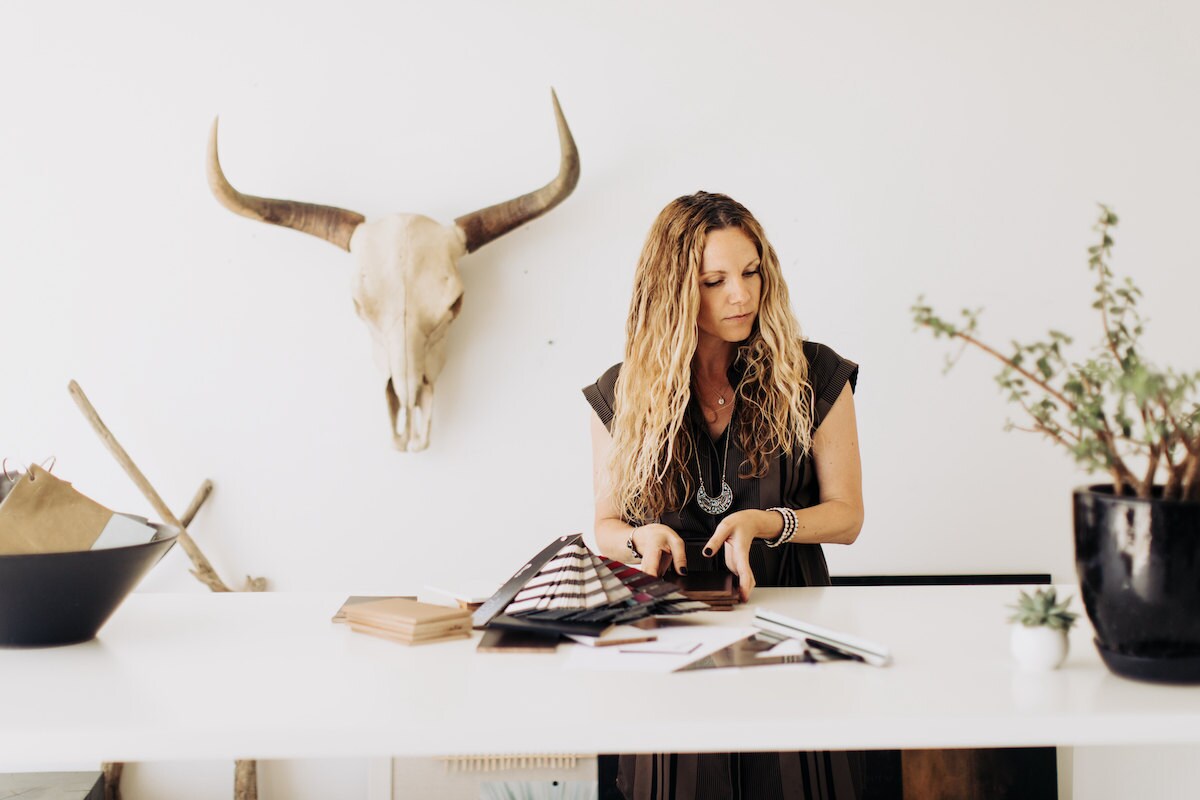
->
xmin=474 ymin=534 xmax=710 ymax=634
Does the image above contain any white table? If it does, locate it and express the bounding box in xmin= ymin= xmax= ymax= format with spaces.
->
xmin=2 ymin=585 xmax=1199 ymax=769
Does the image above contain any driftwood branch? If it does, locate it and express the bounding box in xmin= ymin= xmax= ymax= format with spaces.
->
xmin=67 ymin=381 xmax=255 ymax=592
xmin=181 ymin=480 xmax=214 ymax=528
xmin=177 ymin=481 xmax=264 ymax=594
xmin=70 ymin=382 xmax=266 ymax=800
xmin=235 ymin=761 xmax=258 ymax=799
xmin=102 ymin=762 xmax=122 ymax=800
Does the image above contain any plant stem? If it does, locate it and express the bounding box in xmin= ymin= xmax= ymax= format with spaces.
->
xmin=1140 ymin=444 xmax=1160 ymax=499
xmin=953 ymin=331 xmax=1078 ymax=412
xmin=1183 ymin=449 xmax=1200 ymax=501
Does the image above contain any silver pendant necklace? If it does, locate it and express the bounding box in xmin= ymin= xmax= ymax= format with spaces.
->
xmin=695 ymin=410 xmax=734 ymax=515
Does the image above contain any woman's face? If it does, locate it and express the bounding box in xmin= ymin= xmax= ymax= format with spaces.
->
xmin=696 ymin=227 xmax=762 ymax=345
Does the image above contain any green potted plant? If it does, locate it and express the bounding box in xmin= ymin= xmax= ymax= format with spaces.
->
xmin=1008 ymin=587 xmax=1079 ymax=671
xmin=913 ymin=206 xmax=1200 ymax=683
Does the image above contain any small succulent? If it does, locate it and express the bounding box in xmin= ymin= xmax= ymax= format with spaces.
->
xmin=1008 ymin=587 xmax=1079 ymax=631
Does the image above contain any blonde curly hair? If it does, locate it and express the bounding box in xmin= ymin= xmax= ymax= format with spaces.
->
xmin=608 ymin=191 xmax=816 ymax=524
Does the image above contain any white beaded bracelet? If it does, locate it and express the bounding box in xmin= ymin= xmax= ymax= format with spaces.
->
xmin=765 ymin=507 xmax=797 ymax=548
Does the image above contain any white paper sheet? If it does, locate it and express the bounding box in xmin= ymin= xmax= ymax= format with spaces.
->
xmin=91 ymin=513 xmax=157 ymax=550
xmin=562 ymin=625 xmax=756 ymax=673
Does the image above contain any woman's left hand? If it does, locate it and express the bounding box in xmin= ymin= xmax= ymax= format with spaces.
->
xmin=702 ymin=509 xmax=780 ymax=603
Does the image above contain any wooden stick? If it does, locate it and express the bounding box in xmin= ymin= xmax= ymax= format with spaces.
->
xmin=68 ymin=381 xmax=234 ymax=593
xmin=235 ymin=759 xmax=258 ymax=800
xmin=102 ymin=761 xmax=122 ymax=800
xmin=181 ymin=479 xmax=214 ymax=528
xmin=177 ymin=481 xmax=270 ymax=593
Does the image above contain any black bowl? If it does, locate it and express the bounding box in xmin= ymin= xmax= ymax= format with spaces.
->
xmin=0 ymin=525 xmax=179 ymax=647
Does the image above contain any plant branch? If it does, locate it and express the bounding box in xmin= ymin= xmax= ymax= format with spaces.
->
xmin=1076 ymin=373 xmax=1141 ymax=493
xmin=1092 ymin=216 xmax=1123 ymax=363
xmin=1009 ymin=394 xmax=1080 ymax=448
xmin=914 ymin=207 xmax=1200 ymax=500
xmin=1184 ymin=453 xmax=1200 ymax=501
xmin=952 ymin=331 xmax=1079 ymax=413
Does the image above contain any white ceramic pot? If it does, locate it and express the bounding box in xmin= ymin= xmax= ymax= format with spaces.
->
xmin=1011 ymin=625 xmax=1068 ymax=671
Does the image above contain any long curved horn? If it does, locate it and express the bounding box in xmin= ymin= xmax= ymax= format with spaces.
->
xmin=207 ymin=117 xmax=366 ymax=252
xmin=453 ymin=89 xmax=580 ymax=253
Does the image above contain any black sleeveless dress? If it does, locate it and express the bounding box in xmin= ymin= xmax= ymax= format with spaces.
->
xmin=582 ymin=340 xmax=864 ymax=800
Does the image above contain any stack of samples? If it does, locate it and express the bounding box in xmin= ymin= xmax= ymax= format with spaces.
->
xmin=344 ymin=598 xmax=472 ymax=645
xmin=662 ymin=570 xmax=741 ymax=611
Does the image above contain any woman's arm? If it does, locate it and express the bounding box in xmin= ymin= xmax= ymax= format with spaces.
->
xmin=590 ymin=411 xmax=688 ymax=574
xmin=702 ymin=381 xmax=864 ymax=600
xmin=801 ymin=380 xmax=865 ymax=545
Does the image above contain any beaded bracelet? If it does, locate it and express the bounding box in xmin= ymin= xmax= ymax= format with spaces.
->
xmin=765 ymin=507 xmax=797 ymax=548
xmin=625 ymin=532 xmax=643 ymax=560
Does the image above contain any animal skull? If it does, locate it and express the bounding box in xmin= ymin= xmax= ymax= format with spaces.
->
xmin=207 ymin=92 xmax=579 ymax=451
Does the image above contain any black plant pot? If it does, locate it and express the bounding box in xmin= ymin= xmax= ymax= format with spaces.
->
xmin=1074 ymin=485 xmax=1200 ymax=684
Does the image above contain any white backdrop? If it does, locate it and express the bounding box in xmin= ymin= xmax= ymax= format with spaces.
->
xmin=3 ymin=1 xmax=1200 ymax=797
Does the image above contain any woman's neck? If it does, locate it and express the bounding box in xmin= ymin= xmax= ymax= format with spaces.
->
xmin=692 ymin=337 xmax=736 ymax=384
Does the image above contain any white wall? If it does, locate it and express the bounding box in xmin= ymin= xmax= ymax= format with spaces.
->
xmin=3 ymin=1 xmax=1200 ymax=797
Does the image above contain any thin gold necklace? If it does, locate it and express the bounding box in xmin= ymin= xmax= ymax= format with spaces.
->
xmin=693 ymin=376 xmax=730 ymax=407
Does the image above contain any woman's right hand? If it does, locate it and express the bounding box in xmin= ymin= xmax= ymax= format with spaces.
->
xmin=632 ymin=523 xmax=688 ymax=577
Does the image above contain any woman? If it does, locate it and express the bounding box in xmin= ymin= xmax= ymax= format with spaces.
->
xmin=583 ymin=191 xmax=865 ymax=799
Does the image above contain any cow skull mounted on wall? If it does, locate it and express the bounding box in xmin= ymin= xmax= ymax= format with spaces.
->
xmin=207 ymin=91 xmax=579 ymax=451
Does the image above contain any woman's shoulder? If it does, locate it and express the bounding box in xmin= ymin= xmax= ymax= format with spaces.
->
xmin=582 ymin=362 xmax=623 ymax=428
xmin=800 ymin=339 xmax=859 ymax=430
xmin=802 ymin=340 xmax=857 ymax=381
